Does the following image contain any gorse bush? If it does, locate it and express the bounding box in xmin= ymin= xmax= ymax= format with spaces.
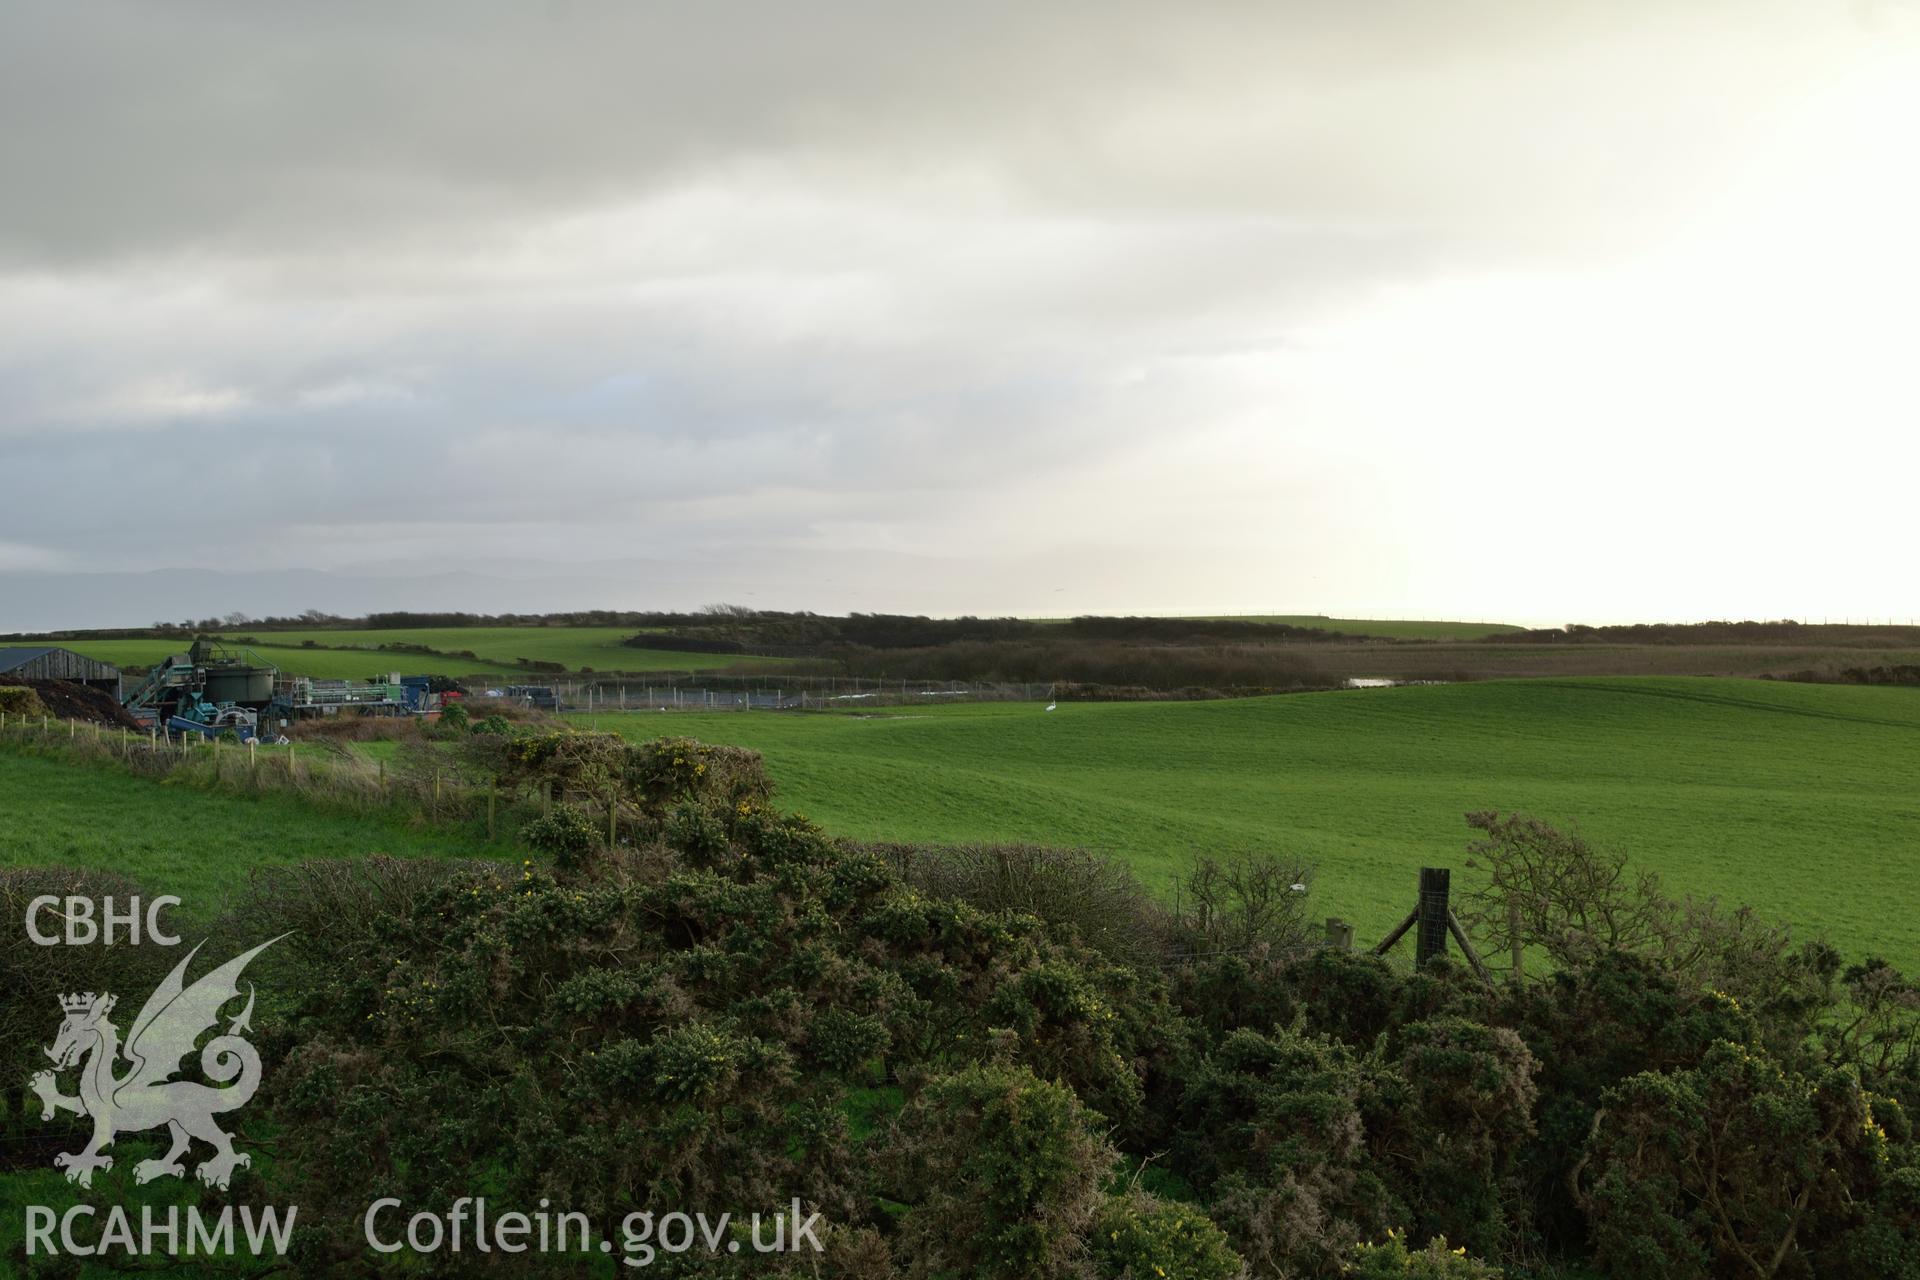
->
xmin=1380 ymin=1017 xmax=1538 ymax=1256
xmin=880 ymin=1063 xmax=1111 ymax=1279
xmin=1583 ymin=1041 xmax=1920 ymax=1279
xmin=240 ymin=786 xmax=1920 ymax=1274
xmin=1166 ymin=1017 xmax=1445 ymax=1277
xmin=466 ymin=729 xmax=772 ymax=821
xmin=1090 ymin=1189 xmax=1244 ymax=1280
xmin=1349 ymin=1233 xmax=1503 ymax=1278
xmin=0 ymin=866 xmax=180 ymax=1130
xmin=254 ymin=786 xmax=1170 ymax=1272
xmin=519 ymin=802 xmax=600 ymax=869
xmin=0 ymin=685 xmax=46 ymax=717
xmin=51 ymin=736 xmax=1908 ymax=1279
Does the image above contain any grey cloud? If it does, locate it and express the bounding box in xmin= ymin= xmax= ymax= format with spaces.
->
xmin=1 ymin=0 xmax=1859 ymax=268
xmin=3 ymin=1 xmax=1915 ymax=624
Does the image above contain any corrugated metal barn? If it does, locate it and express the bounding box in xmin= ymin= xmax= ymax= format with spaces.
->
xmin=0 ymin=646 xmax=122 ymax=698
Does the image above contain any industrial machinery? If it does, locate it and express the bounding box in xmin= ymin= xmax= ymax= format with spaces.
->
xmin=401 ymin=674 xmax=464 ymax=712
xmin=505 ymin=684 xmax=560 ymax=710
xmin=167 ymin=705 xmax=259 ymax=740
xmin=121 ymin=639 xmax=278 ymax=735
xmin=272 ymin=674 xmax=409 ymax=718
xmin=120 ymin=635 xmax=465 ymax=732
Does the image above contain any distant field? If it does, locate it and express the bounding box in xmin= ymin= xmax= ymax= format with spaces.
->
xmin=48 ymin=627 xmax=790 ymax=677
xmin=206 ymin=626 xmax=791 ymax=673
xmin=0 ymin=751 xmax=501 ymax=913
xmin=54 ymin=638 xmax=512 ymax=680
xmin=573 ymin=678 xmax=1920 ymax=968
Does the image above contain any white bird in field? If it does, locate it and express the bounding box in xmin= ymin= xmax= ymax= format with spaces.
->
xmin=1045 ymin=701 xmax=1057 ymax=712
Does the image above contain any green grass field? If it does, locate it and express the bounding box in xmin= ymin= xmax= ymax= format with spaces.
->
xmin=49 ymin=627 xmax=791 ymax=678
xmin=0 ymin=751 xmax=502 ymax=915
xmin=220 ymin=625 xmax=791 ymax=673
xmin=572 ymin=678 xmax=1920 ymax=967
xmin=54 ymin=638 xmax=513 ymax=680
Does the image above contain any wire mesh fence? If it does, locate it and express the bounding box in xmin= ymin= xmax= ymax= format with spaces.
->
xmin=524 ymin=675 xmax=1055 ymax=714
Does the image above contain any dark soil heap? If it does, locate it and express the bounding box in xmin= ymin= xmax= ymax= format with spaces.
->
xmin=2 ymin=679 xmax=143 ymax=728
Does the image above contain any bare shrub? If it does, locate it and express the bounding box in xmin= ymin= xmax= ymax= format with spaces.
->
xmin=1460 ymin=812 xmax=1843 ymax=1019
xmin=286 ymin=713 xmax=425 ymax=744
xmin=1169 ymin=853 xmax=1317 ymax=956
xmin=1457 ymin=811 xmax=1667 ymax=974
xmin=1823 ymin=958 xmax=1920 ymax=1089
xmin=457 ymin=695 xmax=563 ymax=726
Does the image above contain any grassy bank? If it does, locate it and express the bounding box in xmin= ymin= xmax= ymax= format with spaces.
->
xmin=0 ymin=744 xmax=508 ymax=915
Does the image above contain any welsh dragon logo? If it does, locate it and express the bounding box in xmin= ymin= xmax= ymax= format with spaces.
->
xmin=30 ymin=936 xmax=284 ymax=1190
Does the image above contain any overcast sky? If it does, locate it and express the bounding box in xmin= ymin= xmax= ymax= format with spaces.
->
xmin=3 ymin=1 xmax=1916 ymax=629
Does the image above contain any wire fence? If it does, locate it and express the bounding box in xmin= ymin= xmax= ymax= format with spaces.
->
xmin=521 ymin=675 xmax=1056 ymax=714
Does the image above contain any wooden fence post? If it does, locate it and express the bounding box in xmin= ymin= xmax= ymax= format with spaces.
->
xmin=1415 ymin=867 xmax=1450 ymax=967
xmin=1374 ymin=866 xmax=1489 ymax=987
